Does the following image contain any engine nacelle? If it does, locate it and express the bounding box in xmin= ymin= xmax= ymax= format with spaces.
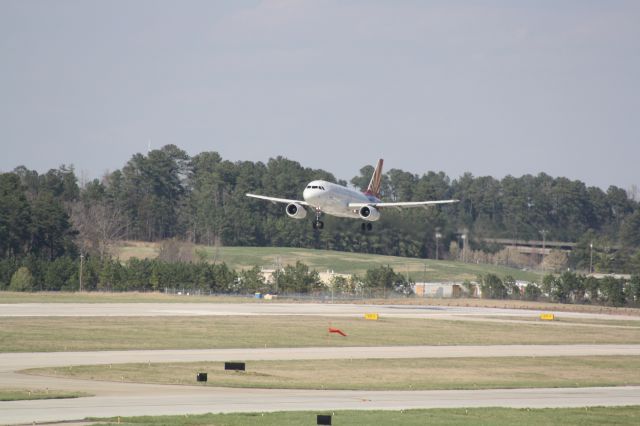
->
xmin=286 ymin=203 xmax=307 ymax=219
xmin=359 ymin=205 xmax=381 ymax=221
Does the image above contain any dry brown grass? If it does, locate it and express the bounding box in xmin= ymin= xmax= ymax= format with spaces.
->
xmin=115 ymin=241 xmax=159 ymax=262
xmin=0 ymin=389 xmax=89 ymax=401
xmin=28 ymin=356 xmax=640 ymax=391
xmin=3 ymin=315 xmax=640 ymax=352
xmin=0 ymin=291 xmax=260 ymax=303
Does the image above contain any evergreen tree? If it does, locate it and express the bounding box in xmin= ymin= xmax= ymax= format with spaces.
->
xmin=9 ymin=266 xmax=33 ymax=292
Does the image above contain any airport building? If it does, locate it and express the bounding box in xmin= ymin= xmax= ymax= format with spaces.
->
xmin=414 ymin=281 xmax=534 ymax=298
xmin=413 ymin=282 xmax=466 ymax=298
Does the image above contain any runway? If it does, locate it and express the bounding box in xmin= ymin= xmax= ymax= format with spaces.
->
xmin=1 ymin=302 xmax=640 ymax=424
xmin=2 ymin=302 xmax=637 ymax=321
xmin=4 ymin=344 xmax=640 ymax=371
xmin=3 ymin=385 xmax=640 ymax=424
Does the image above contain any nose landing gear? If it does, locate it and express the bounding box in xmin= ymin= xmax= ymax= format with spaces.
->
xmin=312 ymin=208 xmax=324 ymax=230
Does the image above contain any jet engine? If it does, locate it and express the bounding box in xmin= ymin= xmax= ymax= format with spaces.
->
xmin=286 ymin=203 xmax=307 ymax=219
xmin=359 ymin=205 xmax=380 ymax=221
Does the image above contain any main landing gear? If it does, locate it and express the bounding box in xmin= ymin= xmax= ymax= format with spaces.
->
xmin=312 ymin=208 xmax=324 ymax=230
xmin=361 ymin=222 xmax=373 ymax=232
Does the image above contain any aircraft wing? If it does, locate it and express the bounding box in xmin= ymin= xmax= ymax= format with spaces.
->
xmin=246 ymin=193 xmax=309 ymax=206
xmin=348 ymin=199 xmax=459 ymax=209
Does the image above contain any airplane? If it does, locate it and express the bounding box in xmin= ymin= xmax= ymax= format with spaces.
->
xmin=246 ymin=159 xmax=459 ymax=231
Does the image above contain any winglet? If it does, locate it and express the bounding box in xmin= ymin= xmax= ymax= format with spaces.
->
xmin=364 ymin=159 xmax=384 ymax=198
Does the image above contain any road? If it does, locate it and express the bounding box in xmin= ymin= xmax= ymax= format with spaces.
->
xmin=1 ymin=302 xmax=640 ymax=424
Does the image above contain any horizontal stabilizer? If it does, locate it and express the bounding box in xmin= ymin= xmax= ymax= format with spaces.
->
xmin=348 ymin=199 xmax=459 ymax=209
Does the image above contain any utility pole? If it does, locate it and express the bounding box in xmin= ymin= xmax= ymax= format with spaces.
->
xmin=79 ymin=253 xmax=84 ymax=292
xmin=460 ymin=234 xmax=467 ymax=263
xmin=539 ymin=229 xmax=547 ymax=270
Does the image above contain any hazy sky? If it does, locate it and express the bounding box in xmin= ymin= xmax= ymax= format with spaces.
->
xmin=1 ymin=1 xmax=639 ymax=189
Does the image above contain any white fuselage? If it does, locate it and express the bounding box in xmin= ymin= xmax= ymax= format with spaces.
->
xmin=302 ymin=180 xmax=379 ymax=219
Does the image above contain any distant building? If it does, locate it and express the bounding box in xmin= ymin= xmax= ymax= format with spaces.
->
xmin=587 ymin=273 xmax=632 ymax=280
xmin=259 ymin=267 xmax=351 ymax=286
xmin=318 ymin=270 xmax=351 ymax=285
xmin=413 ymin=282 xmax=465 ymax=298
xmin=259 ymin=267 xmax=277 ymax=284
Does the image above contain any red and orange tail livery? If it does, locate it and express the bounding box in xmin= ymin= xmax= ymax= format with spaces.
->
xmin=364 ymin=158 xmax=384 ymax=199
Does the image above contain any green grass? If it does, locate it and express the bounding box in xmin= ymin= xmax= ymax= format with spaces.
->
xmin=29 ymin=356 xmax=640 ymax=391
xmin=3 ymin=316 xmax=640 ymax=352
xmin=116 ymin=243 xmax=542 ymax=282
xmin=0 ymin=389 xmax=89 ymax=401
xmin=91 ymin=406 xmax=640 ymax=426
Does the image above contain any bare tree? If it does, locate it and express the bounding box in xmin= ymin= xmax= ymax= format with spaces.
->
xmin=71 ymin=202 xmax=128 ymax=259
xmin=158 ymin=239 xmax=194 ymax=262
xmin=542 ymin=250 xmax=569 ymax=273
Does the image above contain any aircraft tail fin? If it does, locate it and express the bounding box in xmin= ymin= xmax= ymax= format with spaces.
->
xmin=365 ymin=159 xmax=384 ymax=198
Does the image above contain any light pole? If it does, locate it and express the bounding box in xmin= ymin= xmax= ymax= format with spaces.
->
xmin=435 ymin=232 xmax=442 ymax=260
xmin=79 ymin=253 xmax=84 ymax=292
xmin=460 ymin=234 xmax=466 ymax=262
xmin=539 ymin=229 xmax=547 ymax=270
xmin=589 ymin=242 xmax=593 ymax=274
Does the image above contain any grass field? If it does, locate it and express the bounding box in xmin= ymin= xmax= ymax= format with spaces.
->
xmin=92 ymin=406 xmax=640 ymax=426
xmin=29 ymin=356 xmax=640 ymax=391
xmin=116 ymin=241 xmax=542 ymax=282
xmin=0 ymin=389 xmax=88 ymax=401
xmin=2 ymin=316 xmax=640 ymax=352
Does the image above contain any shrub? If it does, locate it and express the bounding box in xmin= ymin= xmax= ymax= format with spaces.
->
xmin=9 ymin=267 xmax=33 ymax=292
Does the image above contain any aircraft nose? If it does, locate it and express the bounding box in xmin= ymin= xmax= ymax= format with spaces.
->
xmin=303 ymin=188 xmax=314 ymax=202
xmin=303 ymin=187 xmax=321 ymax=203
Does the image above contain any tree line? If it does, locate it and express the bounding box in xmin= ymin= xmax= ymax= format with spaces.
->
xmin=4 ymin=251 xmax=638 ymax=308
xmin=1 ymin=144 xmax=639 ymax=273
xmin=0 ymin=256 xmax=411 ymax=298
xmin=475 ymin=272 xmax=640 ymax=308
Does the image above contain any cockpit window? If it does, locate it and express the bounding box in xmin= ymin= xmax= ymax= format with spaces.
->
xmin=320 ymin=186 xmax=325 ymax=190
xmin=306 ymin=186 xmax=311 ymax=189
xmin=312 ymin=186 xmax=318 ymax=189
